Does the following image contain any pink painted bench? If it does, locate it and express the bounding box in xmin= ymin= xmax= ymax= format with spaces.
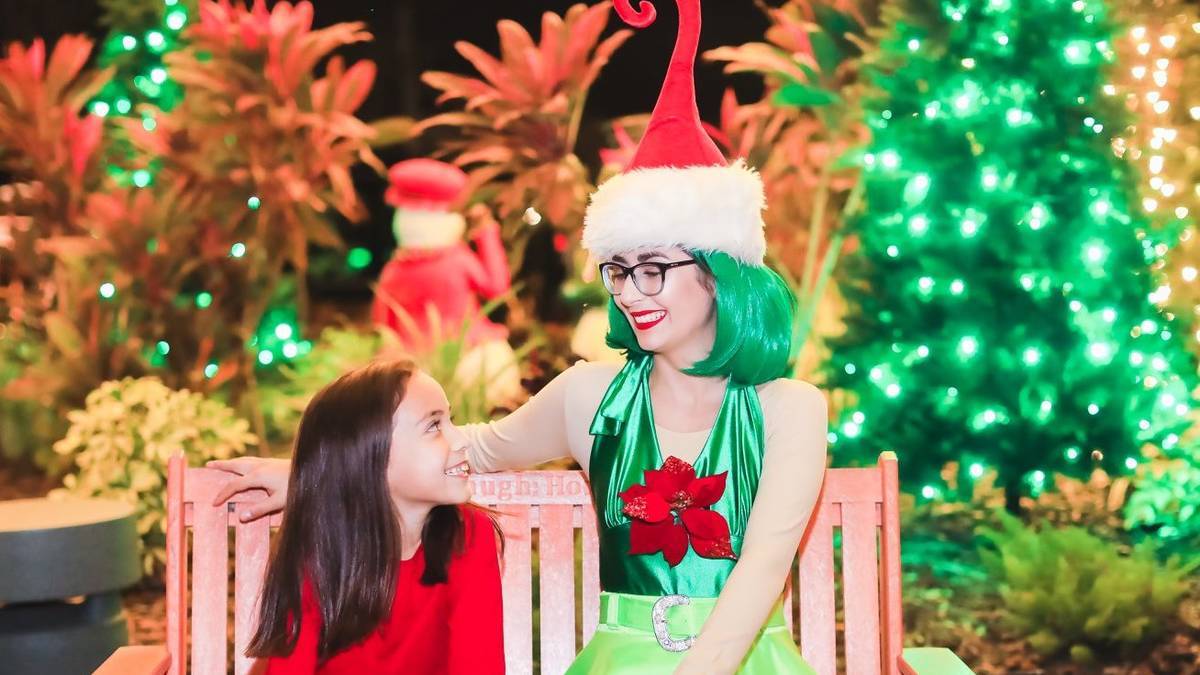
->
xmin=95 ymin=452 xmax=972 ymax=674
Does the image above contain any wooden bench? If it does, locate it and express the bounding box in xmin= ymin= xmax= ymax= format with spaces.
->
xmin=95 ymin=452 xmax=973 ymax=674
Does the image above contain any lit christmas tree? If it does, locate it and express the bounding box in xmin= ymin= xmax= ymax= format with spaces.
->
xmin=90 ymin=0 xmax=192 ymax=186
xmin=823 ymin=0 xmax=1200 ymax=509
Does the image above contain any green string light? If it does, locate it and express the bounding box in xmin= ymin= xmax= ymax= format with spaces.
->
xmin=90 ymin=2 xmax=188 ymax=186
xmin=347 ymin=247 xmax=373 ymax=270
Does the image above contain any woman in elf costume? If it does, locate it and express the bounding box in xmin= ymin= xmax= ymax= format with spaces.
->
xmin=211 ymin=1 xmax=826 ymax=672
xmin=466 ymin=1 xmax=826 ymax=670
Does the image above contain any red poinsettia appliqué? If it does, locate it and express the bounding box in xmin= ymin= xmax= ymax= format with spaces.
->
xmin=619 ymin=456 xmax=737 ymax=567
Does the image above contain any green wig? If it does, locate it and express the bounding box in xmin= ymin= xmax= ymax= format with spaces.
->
xmin=605 ymin=250 xmax=796 ymax=385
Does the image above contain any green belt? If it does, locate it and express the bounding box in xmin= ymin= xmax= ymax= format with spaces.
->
xmin=599 ymin=591 xmax=788 ymax=635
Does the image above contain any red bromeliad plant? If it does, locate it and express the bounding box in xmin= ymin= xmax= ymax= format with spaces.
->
xmin=0 ymin=36 xmax=118 ymax=395
xmin=133 ymin=0 xmax=382 ymax=317
xmin=0 ymin=36 xmax=107 ymax=199
xmin=408 ymin=2 xmax=633 ymax=270
xmin=0 ymin=36 xmax=233 ymax=447
xmin=1 ymin=3 xmax=385 ymax=455
xmin=120 ymin=0 xmax=384 ymax=433
xmin=0 ymin=36 xmax=110 ymax=314
xmin=0 ymin=33 xmax=250 ymax=403
xmin=0 ymin=36 xmax=143 ymax=468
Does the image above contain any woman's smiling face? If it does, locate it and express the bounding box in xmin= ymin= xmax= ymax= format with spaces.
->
xmin=604 ymin=246 xmax=716 ymax=358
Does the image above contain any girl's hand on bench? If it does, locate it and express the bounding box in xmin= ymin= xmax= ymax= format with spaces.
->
xmin=207 ymin=457 xmax=290 ymax=521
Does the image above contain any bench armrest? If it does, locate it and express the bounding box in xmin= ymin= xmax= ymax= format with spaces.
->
xmin=93 ymin=645 xmax=170 ymax=675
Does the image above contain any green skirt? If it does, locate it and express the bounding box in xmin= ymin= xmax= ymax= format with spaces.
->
xmin=565 ymin=592 xmax=816 ymax=674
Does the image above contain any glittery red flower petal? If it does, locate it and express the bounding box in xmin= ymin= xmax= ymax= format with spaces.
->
xmin=682 ymin=509 xmax=736 ymax=561
xmin=688 ymin=471 xmax=728 ymax=508
xmin=618 ymin=483 xmax=652 ymax=500
xmin=621 ymin=491 xmax=671 ymax=523
xmin=629 ymin=518 xmax=688 ymax=563
xmin=661 ymin=522 xmax=690 ymax=567
xmin=689 ymin=535 xmax=737 ymax=561
xmin=680 ymin=508 xmax=731 ymax=541
xmin=660 ymin=455 xmax=696 ymax=479
xmin=645 ymin=456 xmax=695 ymax=495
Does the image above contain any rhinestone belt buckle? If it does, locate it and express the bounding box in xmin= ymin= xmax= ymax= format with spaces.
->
xmin=651 ymin=594 xmax=696 ymax=652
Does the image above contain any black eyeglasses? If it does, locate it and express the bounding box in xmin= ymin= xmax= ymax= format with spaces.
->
xmin=598 ymin=260 xmax=698 ymax=296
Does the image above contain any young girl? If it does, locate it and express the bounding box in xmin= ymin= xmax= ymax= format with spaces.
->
xmin=244 ymin=360 xmax=504 ymax=674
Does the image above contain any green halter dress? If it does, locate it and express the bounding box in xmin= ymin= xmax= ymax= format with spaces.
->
xmin=565 ymin=355 xmax=815 ymax=674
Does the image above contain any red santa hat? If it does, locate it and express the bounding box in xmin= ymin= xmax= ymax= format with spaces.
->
xmin=386 ymin=158 xmax=469 ymax=211
xmin=582 ymin=0 xmax=767 ymax=266
xmin=386 ymin=159 xmax=469 ymax=247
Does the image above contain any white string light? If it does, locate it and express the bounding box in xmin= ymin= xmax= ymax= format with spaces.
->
xmin=1114 ymin=8 xmax=1199 ymax=348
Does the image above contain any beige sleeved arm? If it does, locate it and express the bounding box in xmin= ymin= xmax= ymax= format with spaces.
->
xmin=462 ymin=361 xmax=619 ymax=474
xmin=674 ymin=379 xmax=829 ymax=675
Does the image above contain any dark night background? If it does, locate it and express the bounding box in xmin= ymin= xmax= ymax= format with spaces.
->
xmin=0 ymin=0 xmax=770 ymax=299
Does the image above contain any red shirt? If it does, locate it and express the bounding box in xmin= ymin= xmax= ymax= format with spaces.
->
xmin=266 ymin=508 xmax=505 ymax=674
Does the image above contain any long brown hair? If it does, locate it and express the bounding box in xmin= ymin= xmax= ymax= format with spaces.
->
xmin=247 ymin=360 xmax=468 ymax=661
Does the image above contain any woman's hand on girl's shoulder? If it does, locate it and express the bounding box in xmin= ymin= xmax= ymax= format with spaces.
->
xmin=207 ymin=457 xmax=291 ymax=521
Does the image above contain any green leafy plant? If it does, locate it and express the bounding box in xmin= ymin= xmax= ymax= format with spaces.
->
xmin=1025 ymin=468 xmax=1129 ymax=541
xmin=119 ymin=0 xmax=384 ymax=437
xmin=412 ymin=327 xmax=530 ymax=426
xmin=900 ymin=569 xmax=991 ymax=657
xmin=51 ymin=377 xmax=257 ymax=576
xmin=383 ymin=295 xmax=539 ymax=425
xmin=0 ymin=324 xmax=66 ymax=470
xmin=1126 ymin=442 xmax=1200 ymax=548
xmin=257 ymin=326 xmax=393 ymax=446
xmin=257 ymin=312 xmax=537 ymax=448
xmin=979 ymin=511 xmax=1196 ymax=663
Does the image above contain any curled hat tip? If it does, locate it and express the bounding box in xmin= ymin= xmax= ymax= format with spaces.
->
xmin=613 ymin=0 xmax=658 ymax=28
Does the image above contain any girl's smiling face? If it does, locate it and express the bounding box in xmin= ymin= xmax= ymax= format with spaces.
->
xmin=386 ymin=371 xmax=472 ymax=509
